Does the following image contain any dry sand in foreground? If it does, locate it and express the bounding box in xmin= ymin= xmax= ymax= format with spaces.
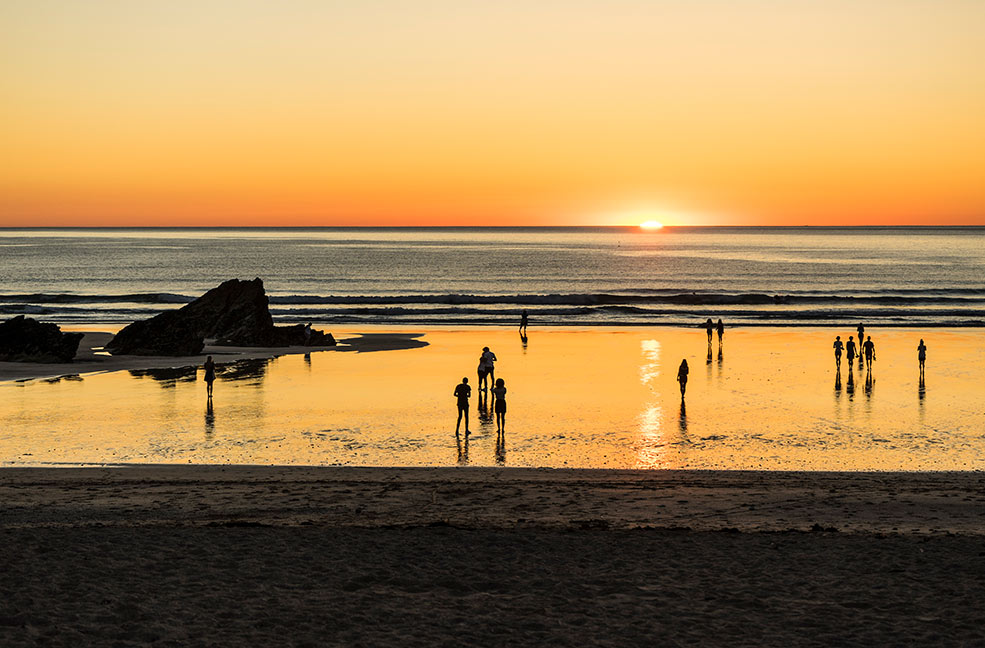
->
xmin=2 ymin=467 xmax=985 ymax=647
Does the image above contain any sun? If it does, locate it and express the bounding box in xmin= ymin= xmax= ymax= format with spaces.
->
xmin=639 ymin=220 xmax=664 ymax=230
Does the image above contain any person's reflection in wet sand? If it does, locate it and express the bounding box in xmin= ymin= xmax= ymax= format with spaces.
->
xmin=678 ymin=400 xmax=688 ymax=436
xmin=519 ymin=331 xmax=528 ymax=352
xmin=846 ymin=365 xmax=855 ymax=397
xmin=834 ymin=366 xmax=842 ymax=393
xmin=456 ymin=431 xmax=469 ymax=466
xmin=304 ymin=352 xmax=311 ymax=369
xmin=204 ymin=398 xmax=215 ymax=436
xmin=864 ymin=368 xmax=874 ymax=397
xmin=717 ymin=346 xmax=723 ymax=369
xmin=495 ymin=431 xmax=506 ymax=466
xmin=477 ymin=390 xmax=493 ymax=429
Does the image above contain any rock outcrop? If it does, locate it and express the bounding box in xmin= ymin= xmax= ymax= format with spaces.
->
xmin=106 ymin=278 xmax=335 ymax=356
xmin=0 ymin=316 xmax=85 ymax=363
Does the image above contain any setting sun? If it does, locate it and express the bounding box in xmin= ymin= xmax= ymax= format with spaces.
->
xmin=639 ymin=220 xmax=664 ymax=230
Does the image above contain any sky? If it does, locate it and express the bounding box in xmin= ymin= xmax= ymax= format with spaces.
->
xmin=1 ymin=0 xmax=984 ymax=227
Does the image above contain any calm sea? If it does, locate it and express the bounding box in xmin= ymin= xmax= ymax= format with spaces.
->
xmin=2 ymin=227 xmax=984 ymax=327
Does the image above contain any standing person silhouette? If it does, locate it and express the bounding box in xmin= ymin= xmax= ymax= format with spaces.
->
xmin=481 ymin=347 xmax=497 ymax=388
xmin=477 ymin=354 xmax=489 ymax=391
xmin=203 ymin=355 xmax=216 ymax=399
xmin=704 ymin=319 xmax=713 ymax=344
xmin=846 ymin=335 xmax=857 ymax=366
xmin=519 ymin=310 xmax=528 ymax=335
xmin=832 ymin=336 xmax=844 ymax=368
xmin=454 ymin=377 xmax=471 ymax=435
xmin=857 ymin=323 xmax=865 ymax=366
xmin=917 ymin=339 xmax=927 ymax=377
xmin=716 ymin=319 xmax=724 ymax=346
xmin=863 ymin=335 xmax=876 ymax=369
xmin=677 ymin=359 xmax=689 ymax=399
xmin=492 ymin=378 xmax=507 ymax=433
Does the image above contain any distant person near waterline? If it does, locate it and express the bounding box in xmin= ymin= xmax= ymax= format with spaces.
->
xmin=481 ymin=347 xmax=497 ymax=388
xmin=454 ymin=377 xmax=472 ymax=435
xmin=846 ymin=336 xmax=857 ymax=365
xmin=519 ymin=310 xmax=528 ymax=335
xmin=917 ymin=339 xmax=927 ymax=376
xmin=833 ymin=336 xmax=844 ymax=368
xmin=203 ymin=355 xmax=216 ymax=398
xmin=863 ymin=336 xmax=876 ymax=367
xmin=857 ymin=323 xmax=865 ymax=366
xmin=492 ymin=378 xmax=507 ymax=432
xmin=716 ymin=319 xmax=724 ymax=345
xmin=705 ymin=319 xmax=713 ymax=344
xmin=677 ymin=359 xmax=689 ymax=399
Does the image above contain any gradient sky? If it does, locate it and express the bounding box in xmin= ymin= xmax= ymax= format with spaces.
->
xmin=2 ymin=1 xmax=984 ymax=226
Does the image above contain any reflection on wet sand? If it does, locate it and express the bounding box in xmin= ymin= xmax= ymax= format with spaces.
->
xmin=3 ymin=327 xmax=984 ymax=470
xmin=456 ymin=432 xmax=469 ymax=466
xmin=495 ymin=432 xmax=506 ymax=465
xmin=218 ymin=358 xmax=272 ymax=384
xmin=128 ymin=366 xmax=197 ymax=387
xmin=205 ymin=399 xmax=215 ymax=436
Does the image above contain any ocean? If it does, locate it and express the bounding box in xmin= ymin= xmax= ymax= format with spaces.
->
xmin=2 ymin=226 xmax=984 ymax=327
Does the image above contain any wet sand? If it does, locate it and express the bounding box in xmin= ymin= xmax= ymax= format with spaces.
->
xmin=2 ymin=466 xmax=984 ymax=647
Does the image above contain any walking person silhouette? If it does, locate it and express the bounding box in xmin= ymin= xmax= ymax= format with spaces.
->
xmin=705 ymin=318 xmax=713 ymax=345
xmin=857 ymin=323 xmax=865 ymax=367
xmin=716 ymin=319 xmax=724 ymax=346
xmin=863 ymin=336 xmax=876 ymax=372
xmin=677 ymin=359 xmax=689 ymax=400
xmin=492 ymin=378 xmax=507 ymax=433
xmin=454 ymin=377 xmax=471 ymax=435
xmin=917 ymin=339 xmax=927 ymax=377
xmin=203 ymin=355 xmax=216 ymax=399
xmin=846 ymin=335 xmax=857 ymax=366
xmin=519 ymin=310 xmax=528 ymax=335
xmin=832 ymin=336 xmax=844 ymax=369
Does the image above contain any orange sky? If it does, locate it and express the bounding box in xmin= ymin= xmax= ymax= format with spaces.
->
xmin=2 ymin=1 xmax=984 ymax=227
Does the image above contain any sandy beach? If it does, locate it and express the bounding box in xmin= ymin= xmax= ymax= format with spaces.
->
xmin=2 ymin=466 xmax=984 ymax=646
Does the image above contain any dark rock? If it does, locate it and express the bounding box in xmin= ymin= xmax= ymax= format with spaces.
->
xmin=0 ymin=316 xmax=84 ymax=363
xmin=107 ymin=278 xmax=335 ymax=356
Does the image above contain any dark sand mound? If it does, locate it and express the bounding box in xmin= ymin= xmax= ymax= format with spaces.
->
xmin=0 ymin=316 xmax=83 ymax=363
xmin=106 ymin=278 xmax=335 ymax=355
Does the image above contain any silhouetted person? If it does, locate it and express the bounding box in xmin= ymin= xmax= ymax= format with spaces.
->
xmin=481 ymin=347 xmax=497 ymax=387
xmin=917 ymin=339 xmax=927 ymax=377
xmin=519 ymin=310 xmax=528 ymax=335
xmin=454 ymin=377 xmax=471 ymax=435
xmin=492 ymin=378 xmax=507 ymax=432
xmin=477 ymin=354 xmax=489 ymax=391
xmin=716 ymin=319 xmax=724 ymax=345
xmin=857 ymin=323 xmax=865 ymax=367
xmin=832 ymin=336 xmax=844 ymax=369
xmin=845 ymin=336 xmax=857 ymax=365
xmin=203 ymin=355 xmax=216 ymax=398
xmin=704 ymin=318 xmax=713 ymax=344
xmin=677 ymin=359 xmax=689 ymax=399
xmin=863 ymin=335 xmax=875 ymax=367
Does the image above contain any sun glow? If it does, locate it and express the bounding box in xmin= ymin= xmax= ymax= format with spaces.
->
xmin=639 ymin=220 xmax=664 ymax=230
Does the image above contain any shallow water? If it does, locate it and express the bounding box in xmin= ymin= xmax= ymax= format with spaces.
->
xmin=1 ymin=327 xmax=981 ymax=470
